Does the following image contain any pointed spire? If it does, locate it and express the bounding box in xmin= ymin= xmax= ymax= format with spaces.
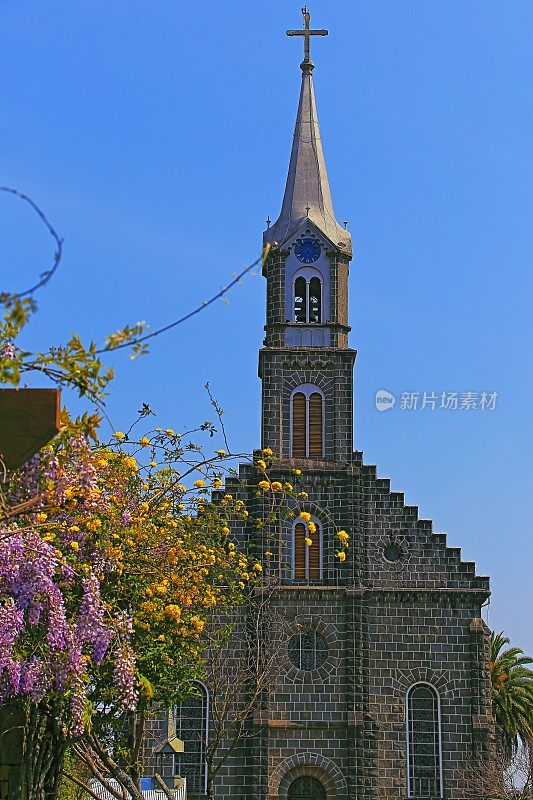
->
xmin=265 ymin=23 xmax=351 ymax=253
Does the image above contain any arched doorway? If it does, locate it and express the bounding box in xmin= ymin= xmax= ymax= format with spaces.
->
xmin=288 ymin=776 xmax=326 ymax=800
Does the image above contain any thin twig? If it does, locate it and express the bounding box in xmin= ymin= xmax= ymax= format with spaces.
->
xmin=98 ymin=243 xmax=272 ymax=355
xmin=0 ymin=187 xmax=63 ymax=298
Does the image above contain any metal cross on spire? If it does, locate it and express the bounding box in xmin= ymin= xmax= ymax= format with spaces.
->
xmin=287 ymin=7 xmax=328 ymax=67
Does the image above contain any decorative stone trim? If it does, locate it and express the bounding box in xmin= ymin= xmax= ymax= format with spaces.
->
xmin=392 ymin=667 xmax=454 ymax=700
xmin=269 ymin=752 xmax=347 ymax=799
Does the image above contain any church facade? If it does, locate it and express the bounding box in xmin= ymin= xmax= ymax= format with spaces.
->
xmin=146 ymin=11 xmax=494 ymax=800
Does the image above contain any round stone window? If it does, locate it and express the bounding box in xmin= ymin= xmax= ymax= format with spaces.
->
xmin=288 ymin=629 xmax=327 ymax=671
xmin=383 ymin=541 xmax=403 ymax=563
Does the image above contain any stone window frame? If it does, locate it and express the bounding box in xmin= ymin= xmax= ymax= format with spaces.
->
xmin=290 ymin=384 xmax=325 ymax=459
xmin=271 ymin=752 xmax=347 ymax=799
xmin=405 ymin=681 xmax=444 ymax=799
xmin=280 ymin=615 xmax=339 ymax=682
xmin=375 ymin=532 xmax=411 ymax=572
xmin=173 ymin=680 xmax=209 ymax=794
xmin=291 ymin=514 xmax=323 ymax=582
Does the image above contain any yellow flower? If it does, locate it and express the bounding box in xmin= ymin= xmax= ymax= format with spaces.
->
xmin=222 ymin=526 xmax=230 ymax=536
xmin=256 ymin=459 xmax=266 ymax=470
xmin=293 ymin=469 xmax=302 ymax=476
xmin=258 ymin=480 xmax=270 ymax=491
xmin=224 ymin=493 xmax=233 ymax=500
xmin=96 ymin=458 xmax=108 ymax=468
xmin=238 ymin=581 xmax=245 ymax=590
xmin=337 ymin=530 xmax=350 ymax=543
xmin=190 ymin=616 xmax=205 ymax=633
xmin=299 ymin=511 xmax=311 ymax=522
xmin=271 ymin=481 xmax=282 ymax=492
xmin=124 ymin=456 xmax=138 ymax=471
xmin=165 ymin=429 xmax=175 ymax=436
xmin=241 ymin=572 xmax=250 ymax=581
xmin=194 ymin=479 xmax=205 ymax=489
xmin=304 ymin=537 xmax=313 ymax=546
xmin=114 ymin=431 xmax=125 ymax=440
xmin=308 ymin=521 xmax=317 ymax=534
xmin=86 ymin=518 xmax=102 ymax=531
xmin=139 ymin=502 xmax=149 ymax=512
xmin=265 ymin=551 xmax=273 ymax=557
xmin=150 ymin=461 xmax=157 ymax=467
xmin=298 ymin=491 xmax=308 ymax=500
xmin=283 ymin=482 xmax=293 ymax=492
xmin=216 ymin=449 xmax=227 ymax=457
xmin=212 ymin=479 xmax=222 ymax=488
xmin=253 ymin=563 xmax=263 ymax=572
xmin=69 ymin=525 xmax=80 ymax=533
xmin=337 ymin=550 xmax=346 ymax=562
xmin=262 ymin=448 xmax=273 ymax=457
xmin=164 ymin=604 xmax=181 ymax=619
xmin=70 ymin=541 xmax=80 ymax=552
xmin=140 ymin=437 xmax=150 ymax=447
xmin=228 ymin=542 xmax=236 ymax=551
xmin=43 ymin=534 xmax=56 ymax=543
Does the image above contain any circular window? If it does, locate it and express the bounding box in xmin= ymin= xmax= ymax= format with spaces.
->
xmin=288 ymin=629 xmax=327 ymax=671
xmin=383 ymin=541 xmax=403 ymax=563
xmin=288 ymin=776 xmax=326 ymax=799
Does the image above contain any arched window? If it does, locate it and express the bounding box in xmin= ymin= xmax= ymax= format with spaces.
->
xmin=291 ymin=386 xmax=324 ymax=459
xmin=293 ymin=273 xmax=322 ymax=323
xmin=406 ymin=684 xmax=443 ymax=798
xmin=294 ymin=276 xmax=307 ymax=323
xmin=293 ymin=517 xmax=321 ymax=581
xmin=175 ymin=682 xmax=209 ymax=794
xmin=288 ymin=776 xmax=326 ymax=799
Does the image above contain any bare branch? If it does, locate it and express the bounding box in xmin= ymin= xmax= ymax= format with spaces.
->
xmin=0 ymin=186 xmax=63 ymax=298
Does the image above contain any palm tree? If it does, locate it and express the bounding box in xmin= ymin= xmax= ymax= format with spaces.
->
xmin=490 ymin=631 xmax=533 ymax=759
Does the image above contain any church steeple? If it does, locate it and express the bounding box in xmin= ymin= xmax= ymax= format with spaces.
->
xmin=264 ymin=8 xmax=351 ymax=254
xmin=259 ymin=8 xmax=356 ymax=464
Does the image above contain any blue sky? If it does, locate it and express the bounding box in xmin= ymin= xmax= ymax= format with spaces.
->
xmin=2 ymin=1 xmax=532 ymax=649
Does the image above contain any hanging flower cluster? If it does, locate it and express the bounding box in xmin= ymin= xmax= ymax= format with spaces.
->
xmin=0 ymin=423 xmax=263 ymax=734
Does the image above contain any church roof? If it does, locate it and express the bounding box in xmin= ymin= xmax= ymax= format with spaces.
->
xmin=264 ymin=60 xmax=352 ymax=255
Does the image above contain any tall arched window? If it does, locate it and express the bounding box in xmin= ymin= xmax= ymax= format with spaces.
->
xmin=293 ymin=517 xmax=321 ymax=581
xmin=175 ymin=682 xmax=209 ymax=794
xmin=406 ymin=684 xmax=443 ymax=798
xmin=293 ymin=273 xmax=322 ymax=323
xmin=291 ymin=386 xmax=324 ymax=459
xmin=288 ymin=776 xmax=326 ymax=799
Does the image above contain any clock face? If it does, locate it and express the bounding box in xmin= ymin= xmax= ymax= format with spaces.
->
xmin=294 ymin=236 xmax=321 ymax=264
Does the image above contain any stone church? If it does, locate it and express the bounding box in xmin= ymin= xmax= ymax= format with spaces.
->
xmin=147 ymin=10 xmax=494 ymax=800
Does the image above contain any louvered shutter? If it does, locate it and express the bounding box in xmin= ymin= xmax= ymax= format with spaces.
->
xmin=292 ymin=392 xmax=307 ymax=458
xmin=308 ymin=522 xmax=320 ymax=579
xmin=308 ymin=392 xmax=323 ymax=458
xmin=294 ymin=523 xmax=306 ymax=579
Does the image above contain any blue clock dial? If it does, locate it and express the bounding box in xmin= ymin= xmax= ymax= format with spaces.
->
xmin=294 ymin=236 xmax=321 ymax=264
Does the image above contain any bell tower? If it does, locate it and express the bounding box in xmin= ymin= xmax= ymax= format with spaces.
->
xmin=259 ymin=7 xmax=356 ymax=463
